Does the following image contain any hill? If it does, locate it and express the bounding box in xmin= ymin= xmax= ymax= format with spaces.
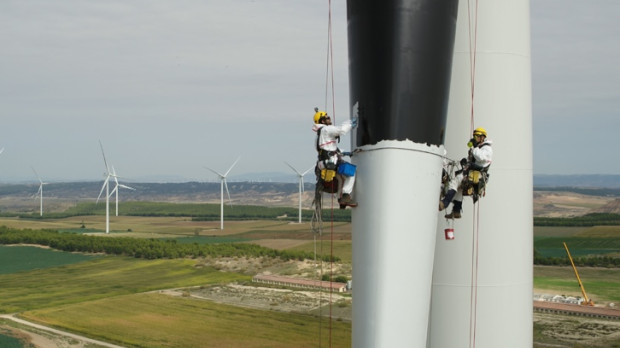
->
xmin=0 ymin=181 xmax=316 ymax=213
xmin=534 ymin=174 xmax=620 ymax=188
xmin=1 ymin=180 xmax=618 ymax=217
xmin=592 ymin=199 xmax=620 ymax=214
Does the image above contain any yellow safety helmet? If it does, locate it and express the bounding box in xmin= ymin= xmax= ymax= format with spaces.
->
xmin=473 ymin=127 xmax=487 ymax=137
xmin=313 ymin=108 xmax=327 ymax=124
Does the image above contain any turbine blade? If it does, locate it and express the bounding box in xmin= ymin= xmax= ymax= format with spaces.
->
xmin=224 ymin=179 xmax=232 ymax=206
xmin=109 ymin=185 xmax=118 ymax=197
xmin=119 ymin=184 xmax=135 ymax=190
xmin=97 ymin=176 xmax=110 ymax=203
xmin=224 ymin=157 xmax=240 ymax=177
xmin=284 ymin=161 xmax=303 ymax=176
xmin=205 ymin=167 xmax=225 ymax=178
xmin=302 ymin=165 xmax=315 ymax=176
xmin=99 ymin=140 xmax=110 ymax=173
xmin=31 ymin=166 xmax=43 ymax=183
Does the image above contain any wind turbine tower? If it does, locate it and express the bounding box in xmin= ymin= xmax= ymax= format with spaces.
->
xmin=206 ymin=157 xmax=240 ymax=230
xmin=284 ymin=162 xmax=314 ymax=223
xmin=32 ymin=167 xmax=48 ymax=216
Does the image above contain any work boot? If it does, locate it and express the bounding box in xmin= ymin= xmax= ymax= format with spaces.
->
xmin=439 ymin=201 xmax=445 ymax=211
xmin=445 ymin=200 xmax=462 ymax=219
xmin=338 ymin=193 xmax=358 ymax=208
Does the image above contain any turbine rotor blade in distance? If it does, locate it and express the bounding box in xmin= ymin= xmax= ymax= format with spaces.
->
xmin=224 ymin=157 xmax=241 ymax=177
xmin=119 ymin=184 xmax=135 ymax=190
xmin=224 ymin=179 xmax=233 ymax=207
xmin=99 ymin=140 xmax=110 ymax=173
xmin=97 ymin=176 xmax=110 ymax=203
xmin=302 ymin=166 xmax=314 ymax=176
xmin=205 ymin=167 xmax=225 ymax=178
xmin=284 ymin=161 xmax=303 ymax=176
xmin=300 ymin=166 xmax=314 ymax=193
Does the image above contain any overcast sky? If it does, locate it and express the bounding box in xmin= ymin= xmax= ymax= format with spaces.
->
xmin=1 ymin=1 xmax=618 ymax=183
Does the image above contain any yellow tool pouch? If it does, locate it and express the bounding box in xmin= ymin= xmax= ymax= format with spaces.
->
xmin=321 ymin=169 xmax=337 ymax=182
xmin=468 ymin=170 xmax=480 ymax=184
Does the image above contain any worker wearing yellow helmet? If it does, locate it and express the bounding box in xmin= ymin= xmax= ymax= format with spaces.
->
xmin=443 ymin=127 xmax=493 ymax=219
xmin=468 ymin=127 xmax=492 ymax=170
xmin=312 ymin=107 xmax=359 ymax=207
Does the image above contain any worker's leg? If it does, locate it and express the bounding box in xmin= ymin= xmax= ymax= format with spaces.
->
xmin=341 ymin=174 xmax=355 ymax=195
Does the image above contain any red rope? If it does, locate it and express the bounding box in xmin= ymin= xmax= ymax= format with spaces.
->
xmin=320 ymin=2 xmax=335 ymax=347
xmin=467 ymin=1 xmax=480 ymax=347
xmin=468 ymin=0 xmax=479 ymax=135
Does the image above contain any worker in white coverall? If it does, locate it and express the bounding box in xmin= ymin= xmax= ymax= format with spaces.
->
xmin=444 ymin=127 xmax=493 ymax=219
xmin=312 ymin=109 xmax=358 ymax=207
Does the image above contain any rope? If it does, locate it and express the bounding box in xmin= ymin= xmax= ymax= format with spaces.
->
xmin=467 ymin=2 xmax=480 ymax=347
xmin=315 ymin=2 xmax=337 ymax=346
xmin=469 ymin=203 xmax=481 ymax=348
xmin=468 ymin=0 xmax=479 ymax=135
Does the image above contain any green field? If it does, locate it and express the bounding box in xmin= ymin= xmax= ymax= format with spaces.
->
xmin=534 ymin=266 xmax=620 ymax=303
xmin=0 ymin=214 xmax=618 ymax=347
xmin=534 ymin=225 xmax=620 ymax=258
xmin=0 ymin=253 xmax=247 ymax=313
xmin=0 ymin=245 xmax=100 ymax=274
xmin=21 ymin=293 xmax=350 ymax=348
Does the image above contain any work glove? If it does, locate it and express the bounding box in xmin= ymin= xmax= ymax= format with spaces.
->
xmin=467 ymin=138 xmax=475 ymax=148
xmin=350 ymin=116 xmax=359 ymax=129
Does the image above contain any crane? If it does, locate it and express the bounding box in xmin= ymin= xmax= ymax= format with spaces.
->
xmin=563 ymin=242 xmax=594 ymax=306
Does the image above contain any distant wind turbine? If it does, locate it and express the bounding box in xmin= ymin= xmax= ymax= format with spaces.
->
xmin=285 ymin=162 xmax=314 ymax=223
xmin=32 ymin=167 xmax=48 ymax=216
xmin=206 ymin=157 xmax=240 ymax=230
xmin=109 ymin=166 xmax=135 ymax=216
xmin=96 ymin=141 xmax=113 ymax=234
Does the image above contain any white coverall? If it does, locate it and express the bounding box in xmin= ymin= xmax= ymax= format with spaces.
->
xmin=312 ymin=120 xmax=356 ymax=195
xmin=453 ymin=138 xmax=493 ymax=202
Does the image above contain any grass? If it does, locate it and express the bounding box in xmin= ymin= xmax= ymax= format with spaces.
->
xmin=533 ymin=225 xmax=620 ymax=257
xmin=0 ymin=255 xmax=247 ymax=313
xmin=1 ymin=216 xmax=617 ymax=346
xmin=0 ymin=245 xmax=100 ymax=274
xmin=20 ymin=293 xmax=351 ymax=348
xmin=289 ymin=240 xmax=353 ymax=264
xmin=534 ymin=266 xmax=620 ymax=303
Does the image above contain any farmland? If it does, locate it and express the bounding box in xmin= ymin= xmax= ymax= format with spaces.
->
xmin=0 ymin=188 xmax=618 ymax=347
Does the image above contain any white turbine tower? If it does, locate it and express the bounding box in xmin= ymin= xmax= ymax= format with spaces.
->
xmin=110 ymin=166 xmax=135 ymax=216
xmin=206 ymin=157 xmax=240 ymax=230
xmin=32 ymin=167 xmax=48 ymax=216
xmin=284 ymin=162 xmax=314 ymax=223
xmin=97 ymin=141 xmax=112 ymax=234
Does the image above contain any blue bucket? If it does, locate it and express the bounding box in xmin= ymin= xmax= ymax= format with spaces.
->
xmin=337 ymin=162 xmax=356 ymax=177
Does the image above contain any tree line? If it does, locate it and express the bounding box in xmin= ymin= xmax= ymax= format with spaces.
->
xmin=534 ymin=249 xmax=619 ymax=268
xmin=1 ymin=201 xmax=352 ymax=222
xmin=534 ymin=213 xmax=620 ymax=226
xmin=0 ymin=226 xmax=339 ymax=262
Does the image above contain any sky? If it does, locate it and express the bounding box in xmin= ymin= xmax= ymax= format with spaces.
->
xmin=1 ymin=0 xmax=618 ymax=184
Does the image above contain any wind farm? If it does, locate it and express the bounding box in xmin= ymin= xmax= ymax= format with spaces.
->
xmin=0 ymin=0 xmax=619 ymax=347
